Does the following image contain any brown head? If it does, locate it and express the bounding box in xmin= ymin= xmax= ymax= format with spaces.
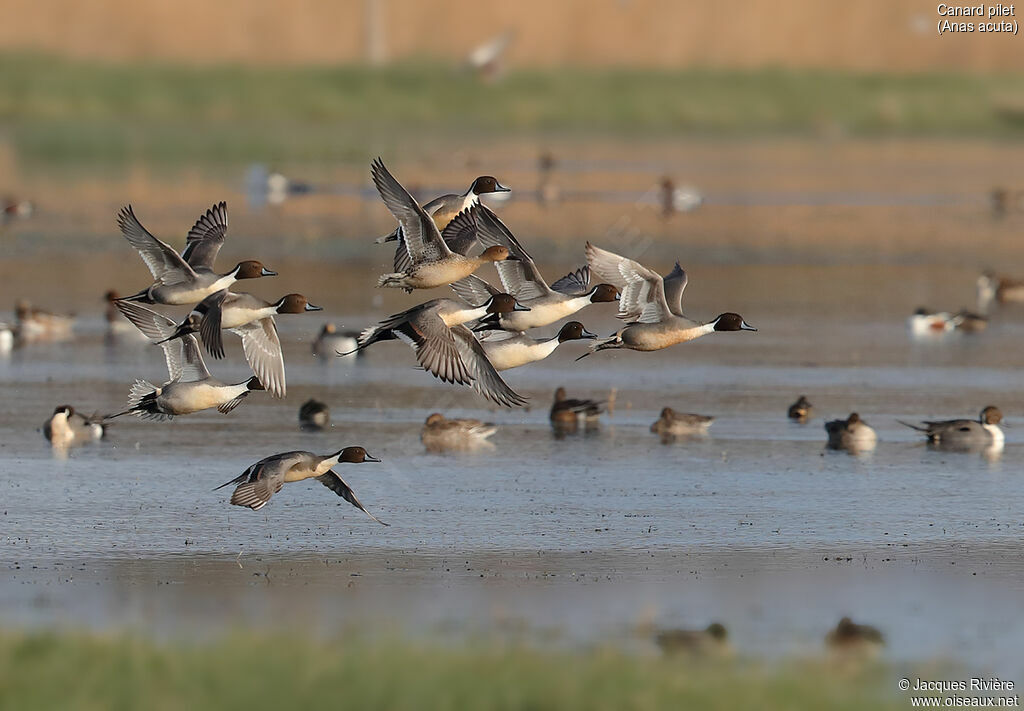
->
xmin=14 ymin=299 xmax=31 ymax=320
xmin=712 ymin=313 xmax=756 ymax=332
xmin=425 ymin=413 xmax=445 ymax=426
xmin=588 ymin=284 xmax=619 ymax=304
xmin=557 ymin=321 xmax=598 ymax=343
xmin=337 ymin=446 xmax=381 ymax=463
xmin=103 ymin=290 xmax=120 ymax=303
xmin=847 ymin=413 xmax=862 ymax=426
xmin=480 ymin=245 xmax=511 ymax=263
xmin=233 ymin=260 xmax=277 ymax=280
xmin=553 ymin=387 xmax=567 ymax=403
xmin=981 ymin=406 xmax=1003 ymax=425
xmin=486 ymin=293 xmax=530 ymax=314
xmin=274 ymin=294 xmax=322 ymax=314
xmin=660 ymin=407 xmax=675 ymax=419
xmin=470 ymin=176 xmax=510 ymax=195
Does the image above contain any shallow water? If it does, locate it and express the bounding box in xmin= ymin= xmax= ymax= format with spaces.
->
xmin=2 ymin=256 xmax=1024 ymax=675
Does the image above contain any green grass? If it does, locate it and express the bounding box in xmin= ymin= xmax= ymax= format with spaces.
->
xmin=3 ymin=52 xmax=1024 ymax=167
xmin=0 ymin=629 xmax=913 ymax=711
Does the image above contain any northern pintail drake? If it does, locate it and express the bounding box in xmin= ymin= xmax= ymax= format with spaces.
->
xmin=421 ymin=413 xmax=497 ymax=452
xmin=451 ymin=207 xmax=619 ymax=331
xmin=655 ymin=623 xmax=731 ymax=658
xmin=549 ymin=386 xmax=603 ymax=434
xmin=115 ymin=202 xmax=276 ymax=305
xmin=907 ymin=307 xmax=954 ymax=336
xmin=580 ymin=243 xmax=755 ymax=357
xmin=299 ymin=399 xmax=331 ymax=430
xmin=347 ymin=294 xmax=529 ymax=408
xmin=375 ymin=172 xmax=509 ymax=247
xmin=978 ymin=270 xmax=1024 ymax=306
xmin=788 ymin=395 xmax=813 ymax=422
xmin=900 ymin=405 xmax=1004 ymax=451
xmin=108 ymin=302 xmax=264 ymax=420
xmin=479 ymin=321 xmax=597 ymax=371
xmin=825 ymin=617 xmax=884 ymax=657
xmin=314 ymin=323 xmax=362 ymax=360
xmin=43 ymin=405 xmax=105 ymax=445
xmin=650 ymin=407 xmax=714 ymax=438
xmin=15 ymin=299 xmax=74 ymax=343
xmin=370 ymin=159 xmax=512 ymax=292
xmin=160 ymin=290 xmax=322 ymax=398
xmin=824 ymin=413 xmax=877 ymax=452
xmin=214 ymin=447 xmax=387 ymax=524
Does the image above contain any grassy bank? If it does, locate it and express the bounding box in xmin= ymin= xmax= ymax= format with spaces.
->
xmin=3 ymin=53 xmax=1024 ymax=168
xmin=0 ymin=630 xmax=907 ymax=711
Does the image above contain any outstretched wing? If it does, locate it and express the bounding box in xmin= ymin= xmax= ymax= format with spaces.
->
xmin=550 ymin=266 xmax=591 ymax=296
xmin=117 ymin=205 xmax=196 ymax=285
xmin=475 ymin=206 xmax=551 ymax=300
xmin=585 ymin=242 xmax=671 ymax=324
xmin=371 ymin=158 xmax=451 ymax=266
xmin=662 ymin=262 xmax=688 ymax=317
xmin=317 ymin=470 xmax=389 ymax=525
xmin=450 ymin=325 xmax=528 ymax=408
xmin=234 ymin=318 xmax=286 ymax=399
xmin=182 ymin=201 xmax=228 ymax=270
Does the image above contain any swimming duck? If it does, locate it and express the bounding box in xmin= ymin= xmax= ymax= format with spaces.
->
xmin=650 ymin=407 xmax=714 ymax=438
xmin=1 ymin=198 xmax=33 ymax=227
xmin=580 ymin=243 xmax=755 ymax=357
xmin=450 ymin=207 xmax=620 ymax=330
xmin=347 ymin=294 xmax=529 ymax=408
xmin=107 ymin=302 xmax=263 ymax=420
xmin=42 ymin=405 xmax=105 ymax=445
xmin=214 ymin=447 xmax=387 ymax=524
xmin=654 ymin=623 xmax=730 ymax=658
xmin=479 ymin=321 xmax=597 ymax=371
xmin=978 ymin=271 xmax=1024 ymax=307
xmin=314 ymin=323 xmax=362 ymax=360
xmin=549 ymin=387 xmax=603 ymax=434
xmin=0 ymin=323 xmax=12 ymax=353
xmin=159 ymin=290 xmax=322 ymax=398
xmin=899 ymin=406 xmax=1004 ymax=451
xmin=788 ymin=395 xmax=813 ymax=422
xmin=299 ymin=399 xmax=331 ymax=431
xmin=14 ymin=299 xmax=74 ymax=343
xmin=952 ymin=309 xmax=988 ymax=333
xmin=825 ymin=617 xmax=884 ymax=657
xmin=421 ymin=413 xmax=497 ymax=452
xmin=115 ymin=203 xmax=276 ymax=305
xmin=907 ymin=307 xmax=955 ymax=336
xmin=370 ymin=160 xmax=512 ymax=292
xmin=824 ymin=413 xmax=877 ymax=452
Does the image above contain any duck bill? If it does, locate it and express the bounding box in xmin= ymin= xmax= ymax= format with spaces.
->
xmin=512 ymin=300 xmax=531 ymax=312
xmin=363 ymin=453 xmax=381 ymax=463
xmin=581 ymin=327 xmax=599 ymax=339
xmin=740 ymin=320 xmax=757 ymax=332
xmin=494 ymin=182 xmax=511 ymax=193
xmin=304 ymin=303 xmax=324 ymax=312
xmin=261 ymin=267 xmax=278 ymax=277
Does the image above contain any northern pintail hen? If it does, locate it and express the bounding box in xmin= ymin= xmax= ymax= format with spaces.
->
xmin=650 ymin=407 xmax=714 ymax=437
xmin=788 ymin=395 xmax=813 ymax=422
xmin=214 ymin=447 xmax=387 ymax=524
xmin=900 ymin=405 xmax=1004 ymax=450
xmin=107 ymin=302 xmax=263 ymax=420
xmin=43 ymin=405 xmax=105 ymax=445
xmin=421 ymin=413 xmax=497 ymax=452
xmin=450 ymin=206 xmax=619 ymax=330
xmin=550 ymin=386 xmax=603 ymax=433
xmin=479 ymin=321 xmax=597 ymax=371
xmin=579 ymin=243 xmax=755 ymax=357
xmin=371 ymin=159 xmax=512 ymax=292
xmin=655 ymin=623 xmax=730 ymax=658
xmin=345 ymin=294 xmax=529 ymax=408
xmin=158 ymin=290 xmax=322 ymax=398
xmin=14 ymin=299 xmax=74 ymax=343
xmin=825 ymin=413 xmax=877 ymax=452
xmin=115 ymin=202 xmax=276 ymax=305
